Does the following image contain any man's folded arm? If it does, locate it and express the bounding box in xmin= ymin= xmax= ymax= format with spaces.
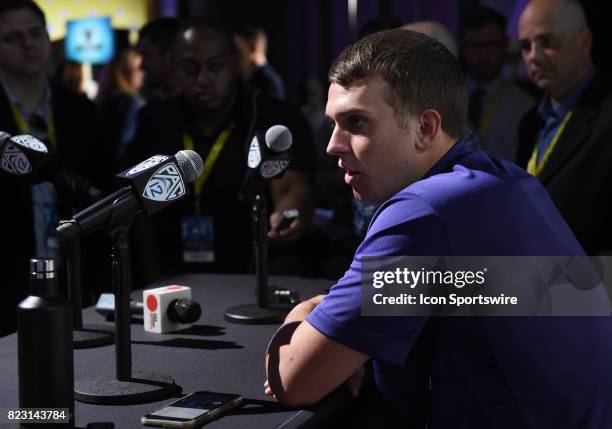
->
xmin=265 ymin=316 xmax=368 ymax=407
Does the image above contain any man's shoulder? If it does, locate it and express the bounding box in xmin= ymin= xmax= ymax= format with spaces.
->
xmin=390 ymin=153 xmax=547 ymax=235
xmin=411 ymin=153 xmax=528 ymax=205
xmin=374 ymin=191 xmax=440 ymax=225
xmin=575 ymin=72 xmax=612 ymax=110
xmin=355 ymin=192 xmax=449 ymax=258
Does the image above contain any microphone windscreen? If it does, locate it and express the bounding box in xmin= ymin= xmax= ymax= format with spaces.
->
xmin=175 ymin=150 xmax=204 ymax=183
xmin=265 ymin=125 xmax=292 ymax=152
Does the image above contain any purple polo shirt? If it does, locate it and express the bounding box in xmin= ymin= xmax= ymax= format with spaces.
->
xmin=307 ymin=139 xmax=612 ymax=428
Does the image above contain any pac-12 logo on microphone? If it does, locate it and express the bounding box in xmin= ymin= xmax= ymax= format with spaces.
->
xmin=143 ymin=163 xmax=186 ymax=201
xmin=1 ymin=143 xmax=32 ymax=174
xmin=247 ymin=136 xmax=261 ymax=168
xmin=260 ymin=160 xmax=290 ymax=179
xmin=127 ymin=155 xmax=168 ymax=176
xmin=10 ymin=135 xmax=48 ymax=153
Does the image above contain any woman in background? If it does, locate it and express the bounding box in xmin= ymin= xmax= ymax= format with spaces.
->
xmin=96 ymin=48 xmax=144 ymax=188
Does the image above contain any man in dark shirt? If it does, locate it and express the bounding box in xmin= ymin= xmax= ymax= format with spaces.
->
xmin=128 ymin=17 xmax=314 ymax=281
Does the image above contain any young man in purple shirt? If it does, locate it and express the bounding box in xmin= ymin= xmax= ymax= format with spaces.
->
xmin=265 ymin=29 xmax=612 ymax=428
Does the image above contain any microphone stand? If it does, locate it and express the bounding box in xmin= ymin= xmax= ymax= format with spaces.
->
xmin=71 ymin=194 xmax=180 ymax=405
xmin=58 ymin=220 xmax=114 ymax=349
xmin=225 ymin=182 xmax=292 ymax=324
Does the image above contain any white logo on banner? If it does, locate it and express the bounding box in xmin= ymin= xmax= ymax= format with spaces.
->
xmin=11 ymin=135 xmax=47 ymax=153
xmin=127 ymin=155 xmax=168 ymax=176
xmin=247 ymin=136 xmax=261 ymax=168
xmin=260 ymin=160 xmax=289 ymax=179
xmin=1 ymin=143 xmax=32 ymax=174
xmin=143 ymin=163 xmax=185 ymax=201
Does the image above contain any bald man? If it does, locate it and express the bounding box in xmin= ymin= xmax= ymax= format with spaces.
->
xmin=517 ymin=0 xmax=612 ymax=255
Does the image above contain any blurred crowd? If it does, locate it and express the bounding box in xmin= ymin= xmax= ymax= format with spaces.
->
xmin=1 ymin=0 xmax=611 ymax=337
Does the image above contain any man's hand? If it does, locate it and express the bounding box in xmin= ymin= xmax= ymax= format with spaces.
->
xmin=268 ymin=170 xmax=314 ymax=245
xmin=268 ymin=210 xmax=303 ymax=244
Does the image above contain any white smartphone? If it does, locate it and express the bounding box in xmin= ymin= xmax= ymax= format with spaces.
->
xmin=141 ymin=391 xmax=244 ymax=428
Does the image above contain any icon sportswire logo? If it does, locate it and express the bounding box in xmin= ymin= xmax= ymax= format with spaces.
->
xmin=143 ymin=163 xmax=185 ymax=201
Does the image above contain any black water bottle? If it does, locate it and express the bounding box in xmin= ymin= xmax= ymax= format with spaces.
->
xmin=17 ymin=258 xmax=74 ymax=428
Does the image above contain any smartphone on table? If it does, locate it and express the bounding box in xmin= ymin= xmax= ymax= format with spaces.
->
xmin=141 ymin=391 xmax=243 ymax=428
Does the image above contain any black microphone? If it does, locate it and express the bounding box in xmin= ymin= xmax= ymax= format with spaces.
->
xmin=0 ymin=132 xmax=50 ymax=177
xmin=0 ymin=132 xmax=102 ymax=204
xmin=58 ymin=150 xmax=204 ymax=238
xmin=247 ymin=125 xmax=293 ymax=180
xmin=240 ymin=125 xmax=293 ymax=201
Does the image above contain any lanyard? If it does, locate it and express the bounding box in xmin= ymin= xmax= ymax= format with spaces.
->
xmin=478 ymin=87 xmax=504 ymax=136
xmin=183 ymin=127 xmax=232 ymax=212
xmin=9 ymin=102 xmax=56 ymax=147
xmin=527 ymin=110 xmax=574 ymax=176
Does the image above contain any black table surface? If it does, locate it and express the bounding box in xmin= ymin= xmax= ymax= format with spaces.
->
xmin=0 ymin=274 xmax=352 ymax=429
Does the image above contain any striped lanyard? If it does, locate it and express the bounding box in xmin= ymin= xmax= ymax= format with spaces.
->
xmin=9 ymin=102 xmax=56 ymax=147
xmin=183 ymin=127 xmax=232 ymax=213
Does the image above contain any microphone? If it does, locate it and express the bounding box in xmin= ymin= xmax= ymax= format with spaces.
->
xmin=57 ymin=150 xmax=204 ymax=238
xmin=247 ymin=125 xmax=293 ymax=180
xmin=0 ymin=132 xmax=50 ymax=177
xmin=0 ymin=132 xmax=102 ymax=204
xmin=143 ymin=286 xmax=202 ymax=333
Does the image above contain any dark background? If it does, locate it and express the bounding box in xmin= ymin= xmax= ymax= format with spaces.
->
xmin=144 ymin=0 xmax=609 ymax=105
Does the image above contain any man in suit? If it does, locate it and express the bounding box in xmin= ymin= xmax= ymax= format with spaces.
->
xmin=517 ymin=0 xmax=612 ymax=255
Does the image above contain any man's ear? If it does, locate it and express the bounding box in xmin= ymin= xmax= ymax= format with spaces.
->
xmin=415 ymin=109 xmax=442 ymax=150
